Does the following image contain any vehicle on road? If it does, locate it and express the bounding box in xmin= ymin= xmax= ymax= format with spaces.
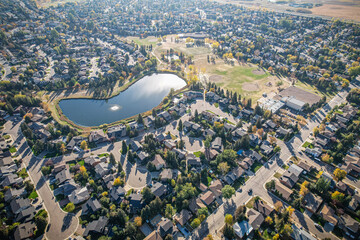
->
xmin=248 ymin=189 xmax=252 ymax=195
xmin=237 ymin=188 xmax=242 ymax=192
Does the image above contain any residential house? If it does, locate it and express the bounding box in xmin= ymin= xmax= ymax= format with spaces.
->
xmin=203 ymin=128 xmax=216 ymax=138
xmin=222 ymin=167 xmax=244 ymax=185
xmin=209 ymin=179 xmax=223 ymax=198
xmin=253 ymin=200 xmax=273 ymax=216
xmin=318 ymin=204 xmax=338 ymax=227
xmin=69 ymin=187 xmax=90 ymax=205
xmin=107 ymin=125 xmax=126 ymax=139
xmin=130 ymin=140 xmax=142 ymax=152
xmin=276 ymin=127 xmax=293 ymax=138
xmin=298 ymin=161 xmax=314 ymax=173
xmin=84 ymin=156 xmax=101 ymax=167
xmin=160 ymin=169 xmax=173 ymax=182
xmin=174 ymin=209 xmax=192 ymax=226
xmin=158 ymin=218 xmax=174 ymax=238
xmin=4 ymin=188 xmax=27 ymax=202
xmin=234 ymin=220 xmax=253 ymax=239
xmin=144 ymin=231 xmax=163 ymax=240
xmin=95 ymin=162 xmax=112 ymax=178
xmin=189 ymin=196 xmax=207 ymax=214
xmin=247 ymin=209 xmax=264 ymax=230
xmin=14 ymin=222 xmax=36 ymax=240
xmin=279 ymin=170 xmax=299 ymax=188
xmin=211 ymin=137 xmax=223 ymax=152
xmin=172 ymin=148 xmax=186 ymax=160
xmin=275 ymin=181 xmax=293 ymax=201
xmin=303 ymin=193 xmax=323 ymax=214
xmin=10 ymin=198 xmax=31 ymax=215
xmin=152 ymin=155 xmax=166 ymax=171
xmin=15 ymin=206 xmax=36 ymax=223
xmin=151 ymin=182 xmax=167 ymax=198
xmin=239 ymin=157 xmax=254 ymax=170
xmin=83 ymin=216 xmax=109 ymax=237
xmin=164 ymin=140 xmax=176 ymax=150
xmin=55 ymin=168 xmax=71 ymax=185
xmin=187 ymin=154 xmax=201 ymax=167
xmin=129 ymin=193 xmax=144 ymax=213
xmin=338 ymin=214 xmax=360 ymax=239
xmin=305 ymin=147 xmax=322 ymax=158
xmin=82 ymin=197 xmax=101 ymax=215
xmin=1 ymin=173 xmax=22 ymax=187
xmin=249 ymin=134 xmax=261 ymax=147
xmin=200 ymin=190 xmax=215 ymax=207
xmin=260 ymin=141 xmax=273 ymax=156
xmin=110 ymin=186 xmax=125 ymax=203
xmin=89 ymin=130 xmax=109 ymax=144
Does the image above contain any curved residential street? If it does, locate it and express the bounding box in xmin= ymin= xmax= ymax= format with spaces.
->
xmin=3 ymin=83 xmax=357 ymax=240
xmin=189 ymin=85 xmax=355 ymax=240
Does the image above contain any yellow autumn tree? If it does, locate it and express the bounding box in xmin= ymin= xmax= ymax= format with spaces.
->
xmin=80 ymin=166 xmax=86 ymax=174
xmin=299 ymin=180 xmax=309 ymax=197
xmin=265 ymin=216 xmax=273 ymax=225
xmin=134 ymin=216 xmax=142 ymax=227
xmin=113 ymin=177 xmax=121 ymax=186
xmin=333 ymin=168 xmax=347 ymax=182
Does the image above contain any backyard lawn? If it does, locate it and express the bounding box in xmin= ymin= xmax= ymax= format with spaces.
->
xmin=9 ymin=146 xmax=17 ymax=153
xmin=28 ymin=191 xmax=38 ymax=199
xmin=302 ymin=141 xmax=314 ymax=149
xmin=193 ymin=151 xmax=202 ymax=158
xmin=18 ymin=168 xmax=28 ymax=179
xmin=251 ymin=161 xmax=263 ymax=173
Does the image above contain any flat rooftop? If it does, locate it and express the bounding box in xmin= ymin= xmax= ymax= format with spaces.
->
xmin=274 ymin=86 xmax=321 ymax=106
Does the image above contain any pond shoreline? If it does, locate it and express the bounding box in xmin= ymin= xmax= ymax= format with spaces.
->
xmin=50 ymin=70 xmax=188 ymax=132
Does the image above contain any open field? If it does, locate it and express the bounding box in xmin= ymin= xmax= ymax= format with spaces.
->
xmin=311 ymin=4 xmax=360 ymax=22
xmin=36 ymin=0 xmax=83 ymax=8
xmin=217 ymin=0 xmax=360 ymax=22
xmin=207 ymin=64 xmax=287 ymax=101
xmin=295 ymin=79 xmax=336 ymax=99
xmin=122 ymin=36 xmax=158 ymax=47
xmin=125 ymin=35 xmax=289 ymax=102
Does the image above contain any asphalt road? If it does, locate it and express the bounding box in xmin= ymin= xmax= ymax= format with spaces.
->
xmin=3 ymin=84 xmax=355 ymax=240
xmin=188 ymin=86 xmax=354 ymax=240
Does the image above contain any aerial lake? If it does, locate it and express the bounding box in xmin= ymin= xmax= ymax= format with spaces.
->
xmin=59 ymin=73 xmax=186 ymax=126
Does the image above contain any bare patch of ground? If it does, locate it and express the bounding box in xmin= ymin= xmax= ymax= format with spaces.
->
xmin=242 ymin=82 xmax=260 ymax=92
xmin=209 ymin=75 xmax=223 ymax=82
xmin=311 ymin=4 xmax=360 ymax=22
xmin=252 ymin=69 xmax=265 ymax=75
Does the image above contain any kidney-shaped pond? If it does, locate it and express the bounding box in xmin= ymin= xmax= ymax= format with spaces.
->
xmin=59 ymin=73 xmax=186 ymax=127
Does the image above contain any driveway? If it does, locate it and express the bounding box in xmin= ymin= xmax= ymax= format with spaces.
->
xmin=189 ymin=86 xmax=354 ymax=240
xmin=4 ymin=119 xmax=78 ymax=240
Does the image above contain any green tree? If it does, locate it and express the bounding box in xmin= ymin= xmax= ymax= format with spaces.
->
xmin=142 ymin=187 xmax=154 ymax=204
xmin=222 ymin=185 xmax=235 ymax=199
xmin=333 ymin=168 xmax=347 ymax=182
xmin=121 ymin=141 xmax=127 ymax=155
xmin=191 ymin=218 xmax=201 ymax=228
xmin=315 ymin=177 xmax=330 ymax=194
xmin=137 ymin=114 xmax=143 ymax=124
xmin=225 ymin=214 xmax=233 ymax=225
xmin=218 ymin=162 xmax=230 ymax=175
xmin=80 ymin=140 xmax=88 ymax=150
xmin=178 ymin=119 xmax=183 ymax=132
xmin=110 ymin=153 xmax=116 ymax=166
xmin=165 ymin=204 xmax=175 ymax=219
xmin=64 ymin=202 xmax=75 ymax=212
